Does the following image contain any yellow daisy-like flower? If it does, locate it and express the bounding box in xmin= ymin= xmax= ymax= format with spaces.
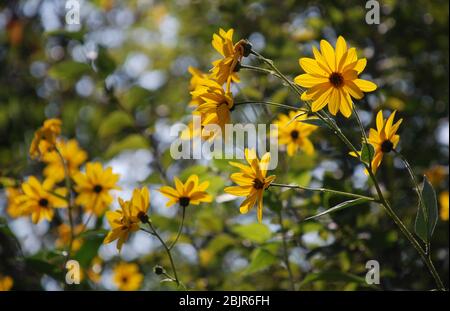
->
xmin=351 ymin=110 xmax=402 ymax=174
xmin=194 ymin=79 xmax=234 ymax=137
xmin=55 ymin=223 xmax=85 ymax=252
xmin=295 ymin=36 xmax=377 ymax=118
xmin=17 ymin=176 xmax=67 ymax=223
xmin=73 ymin=162 xmax=120 ymax=216
xmin=366 ymin=110 xmax=402 ymax=173
xmin=103 ymin=198 xmax=140 ymax=251
xmin=224 ymin=149 xmax=276 ymax=223
xmin=0 ymin=275 xmax=13 ymax=291
xmin=425 ymin=165 xmax=447 ymax=187
xmin=158 ymin=174 xmax=212 ymax=208
xmin=211 ymin=28 xmax=250 ymax=86
xmin=29 ymin=118 xmax=62 ymax=159
xmin=42 ymin=139 xmax=88 ymax=183
xmin=113 ymin=262 xmax=143 ymax=291
xmin=6 ymin=187 xmax=30 ymax=218
xmin=439 ymin=191 xmax=449 ymax=221
xmin=130 ymin=187 xmax=150 ymax=222
xmin=272 ymin=111 xmax=318 ymax=157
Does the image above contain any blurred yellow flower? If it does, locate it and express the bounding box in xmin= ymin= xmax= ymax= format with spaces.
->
xmin=29 ymin=118 xmax=62 ymax=159
xmin=87 ymin=257 xmax=103 ymax=283
xmin=0 ymin=275 xmax=13 ymax=291
xmin=17 ymin=177 xmax=67 ymax=223
xmin=158 ymin=174 xmax=212 ymax=208
xmin=73 ymin=162 xmax=120 ymax=216
xmin=55 ymin=223 xmax=85 ymax=252
xmin=425 ymin=165 xmax=447 ymax=187
xmin=224 ymin=149 xmax=276 ymax=223
xmin=295 ymin=36 xmax=377 ymax=117
xmin=103 ymin=198 xmax=140 ymax=251
xmin=439 ymin=191 xmax=449 ymax=221
xmin=42 ymin=139 xmax=88 ymax=183
xmin=6 ymin=187 xmax=29 ymax=218
xmin=211 ymin=28 xmax=250 ymax=86
xmin=272 ymin=111 xmax=318 ymax=156
xmin=113 ymin=262 xmax=143 ymax=291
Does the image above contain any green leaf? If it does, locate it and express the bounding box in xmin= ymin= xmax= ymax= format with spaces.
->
xmin=298 ymin=118 xmax=326 ymax=127
xmin=305 ymin=198 xmax=369 ymax=221
xmin=244 ymin=248 xmax=278 ymax=275
xmin=415 ymin=176 xmax=438 ymax=243
xmin=48 ymin=61 xmax=91 ymax=82
xmin=105 ymin=134 xmax=150 ymax=158
xmin=360 ymin=143 xmax=375 ymax=165
xmin=98 ymin=111 xmax=134 ymax=139
xmin=73 ymin=233 xmax=104 ymax=268
xmin=95 ymin=47 xmax=116 ymax=78
xmin=232 ymin=223 xmax=272 ymax=244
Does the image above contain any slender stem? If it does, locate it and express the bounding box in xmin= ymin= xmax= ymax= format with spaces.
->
xmin=353 ymin=107 xmax=374 ymax=172
xmin=271 ymin=182 xmax=377 ymax=202
xmin=145 ymin=220 xmax=180 ymax=286
xmin=240 ymin=64 xmax=282 ymax=79
xmin=277 ymin=209 xmax=295 ymax=291
xmin=394 ymin=150 xmax=427 ymax=225
xmin=234 ymin=100 xmax=298 ymax=111
xmin=168 ymin=206 xmax=186 ymax=250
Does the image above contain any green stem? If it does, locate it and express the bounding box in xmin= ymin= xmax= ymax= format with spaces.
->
xmin=234 ymin=100 xmax=298 ymax=111
xmin=240 ymin=64 xmax=282 ymax=79
xmin=145 ymin=220 xmax=180 ymax=287
xmin=271 ymin=182 xmax=377 ymax=202
xmin=277 ymin=209 xmax=296 ymax=291
xmin=168 ymin=206 xmax=186 ymax=250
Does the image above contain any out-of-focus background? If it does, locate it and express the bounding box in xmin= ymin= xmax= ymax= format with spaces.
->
xmin=0 ymin=0 xmax=448 ymax=290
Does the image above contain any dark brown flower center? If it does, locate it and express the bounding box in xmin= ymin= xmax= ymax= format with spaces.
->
xmin=253 ymin=178 xmax=265 ymax=190
xmin=93 ymin=184 xmax=103 ymax=193
xmin=121 ymin=276 xmax=129 ymax=284
xmin=137 ymin=211 xmax=149 ymax=223
xmin=179 ymin=197 xmax=190 ymax=207
xmin=38 ymin=198 xmax=49 ymax=207
xmin=290 ymin=130 xmax=299 ymax=140
xmin=329 ymin=72 xmax=344 ymax=87
xmin=381 ymin=140 xmax=394 ymax=153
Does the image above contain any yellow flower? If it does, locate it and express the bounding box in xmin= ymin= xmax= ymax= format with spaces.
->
xmin=439 ymin=191 xmax=449 ymax=221
xmin=211 ymin=28 xmax=249 ymax=86
xmin=425 ymin=165 xmax=447 ymax=187
xmin=130 ymin=186 xmax=150 ymax=222
xmin=224 ymin=149 xmax=276 ymax=223
xmin=272 ymin=111 xmax=318 ymax=156
xmin=103 ymin=198 xmax=140 ymax=251
xmin=87 ymin=257 xmax=103 ymax=283
xmin=188 ymin=66 xmax=209 ymax=91
xmin=194 ymin=79 xmax=234 ymax=137
xmin=17 ymin=177 xmax=67 ymax=223
xmin=366 ymin=110 xmax=402 ymax=173
xmin=6 ymin=187 xmax=30 ymax=218
xmin=29 ymin=118 xmax=62 ymax=159
xmin=158 ymin=174 xmax=212 ymax=208
xmin=55 ymin=223 xmax=85 ymax=252
xmin=0 ymin=275 xmax=13 ymax=291
xmin=42 ymin=139 xmax=88 ymax=183
xmin=295 ymin=36 xmax=377 ymax=117
xmin=73 ymin=162 xmax=120 ymax=216
xmin=113 ymin=262 xmax=143 ymax=291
